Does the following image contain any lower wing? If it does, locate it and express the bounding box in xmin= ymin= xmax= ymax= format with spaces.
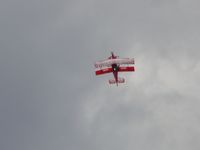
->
xmin=95 ymin=67 xmax=113 ymax=75
xmin=118 ymin=66 xmax=135 ymax=72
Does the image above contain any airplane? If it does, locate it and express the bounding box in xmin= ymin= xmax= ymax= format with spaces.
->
xmin=94 ymin=52 xmax=135 ymax=86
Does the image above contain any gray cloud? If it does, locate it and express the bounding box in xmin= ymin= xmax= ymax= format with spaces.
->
xmin=1 ymin=0 xmax=200 ymax=150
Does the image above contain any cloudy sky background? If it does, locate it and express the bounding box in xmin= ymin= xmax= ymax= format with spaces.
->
xmin=1 ymin=0 xmax=200 ymax=150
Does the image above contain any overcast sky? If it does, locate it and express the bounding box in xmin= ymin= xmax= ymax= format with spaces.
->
xmin=1 ymin=0 xmax=200 ymax=150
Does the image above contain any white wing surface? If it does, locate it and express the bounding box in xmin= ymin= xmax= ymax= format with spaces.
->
xmin=95 ymin=58 xmax=134 ymax=68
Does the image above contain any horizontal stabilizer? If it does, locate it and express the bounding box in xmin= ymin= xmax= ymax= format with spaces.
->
xmin=109 ymin=77 xmax=125 ymax=84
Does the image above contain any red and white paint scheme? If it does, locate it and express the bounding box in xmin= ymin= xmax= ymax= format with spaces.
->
xmin=95 ymin=52 xmax=135 ymax=86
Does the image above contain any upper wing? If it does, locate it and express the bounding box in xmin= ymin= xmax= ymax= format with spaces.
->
xmin=118 ymin=66 xmax=135 ymax=72
xmin=95 ymin=58 xmax=134 ymax=68
xmin=95 ymin=67 xmax=113 ymax=75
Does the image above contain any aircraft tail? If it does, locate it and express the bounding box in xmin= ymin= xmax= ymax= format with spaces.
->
xmin=109 ymin=77 xmax=125 ymax=85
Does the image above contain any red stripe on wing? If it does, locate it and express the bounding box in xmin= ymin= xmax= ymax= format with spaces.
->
xmin=95 ymin=68 xmax=113 ymax=75
xmin=118 ymin=66 xmax=135 ymax=72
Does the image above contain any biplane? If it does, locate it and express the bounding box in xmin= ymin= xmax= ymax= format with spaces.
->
xmin=95 ymin=52 xmax=135 ymax=85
